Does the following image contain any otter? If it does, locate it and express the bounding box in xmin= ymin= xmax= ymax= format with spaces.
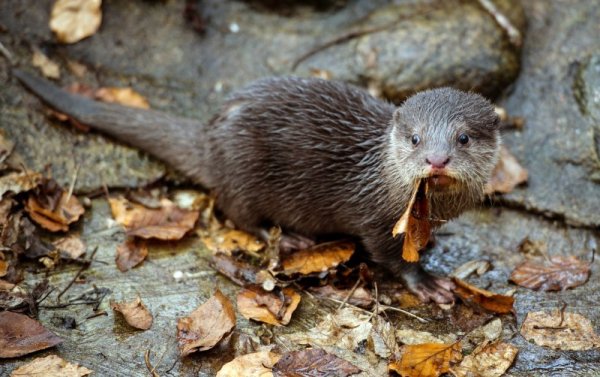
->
xmin=14 ymin=70 xmax=500 ymax=303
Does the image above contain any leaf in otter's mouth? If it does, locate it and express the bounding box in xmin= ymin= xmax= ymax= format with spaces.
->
xmin=392 ymin=179 xmax=431 ymax=262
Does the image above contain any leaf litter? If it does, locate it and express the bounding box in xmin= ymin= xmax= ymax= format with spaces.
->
xmin=237 ymin=286 xmax=301 ymax=326
xmin=520 ymin=310 xmax=600 ymax=350
xmin=177 ymin=289 xmax=236 ymax=356
xmin=110 ymin=296 xmax=153 ymax=330
xmin=0 ymin=311 xmax=62 ymax=358
xmin=10 ymin=354 xmax=92 ymax=377
xmin=510 ymin=255 xmax=590 ymax=291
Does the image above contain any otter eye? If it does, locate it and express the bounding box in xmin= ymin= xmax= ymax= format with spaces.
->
xmin=411 ymin=134 xmax=420 ymax=146
xmin=458 ymin=134 xmax=469 ymax=145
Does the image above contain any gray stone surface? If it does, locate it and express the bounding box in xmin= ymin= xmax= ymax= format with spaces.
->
xmin=0 ymin=0 xmax=522 ymax=191
xmin=499 ymin=1 xmax=600 ymax=227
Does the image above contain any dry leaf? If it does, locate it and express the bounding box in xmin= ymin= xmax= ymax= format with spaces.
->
xmin=95 ymin=87 xmax=150 ymax=109
xmin=211 ymin=253 xmax=277 ymax=290
xmin=109 ymin=197 xmax=199 ymax=240
xmin=485 ymin=146 xmax=528 ymax=194
xmin=451 ymin=341 xmax=518 ymax=377
xmin=53 ymin=235 xmax=86 ymax=259
xmin=115 ymin=239 xmax=148 ymax=272
xmin=389 ymin=342 xmax=462 ymax=377
xmin=520 ymin=310 xmax=600 ymax=350
xmin=217 ymin=350 xmax=280 ymax=377
xmin=396 ymin=329 xmax=457 ymax=346
xmin=237 ymin=287 xmax=301 ymax=326
xmin=451 ymin=260 xmax=491 ymax=280
xmin=0 ymin=171 xmax=43 ymax=199
xmin=0 ymin=311 xmax=62 ymax=358
xmin=392 ymin=180 xmax=431 ymax=262
xmin=308 ymin=285 xmax=374 ymax=308
xmin=452 ymin=278 xmax=514 ymax=314
xmin=201 ymin=228 xmax=265 ymax=256
xmin=273 ymin=348 xmax=361 ymax=377
xmin=177 ymin=289 xmax=236 ymax=356
xmin=110 ymin=296 xmax=153 ymax=330
xmin=31 ymin=49 xmax=61 ymax=79
xmin=0 ymin=260 xmax=8 ymax=278
xmin=510 ymin=256 xmax=590 ymax=291
xmin=279 ymin=241 xmax=354 ymax=276
xmin=50 ymin=0 xmax=102 ymax=44
xmin=10 ymin=354 xmax=92 ymax=377
xmin=25 ymin=179 xmax=84 ymax=232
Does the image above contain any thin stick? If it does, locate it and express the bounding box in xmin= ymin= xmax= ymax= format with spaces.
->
xmin=337 ymin=278 xmax=361 ymax=310
xmin=65 ymin=163 xmax=80 ymax=204
xmin=0 ymin=41 xmax=14 ymax=64
xmin=378 ymin=304 xmax=429 ymax=323
xmin=145 ymin=350 xmax=160 ymax=377
xmin=56 ymin=246 xmax=98 ymax=302
xmin=477 ymin=0 xmax=522 ymax=47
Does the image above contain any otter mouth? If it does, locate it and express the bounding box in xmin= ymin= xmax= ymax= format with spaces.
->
xmin=427 ymin=174 xmax=457 ymax=189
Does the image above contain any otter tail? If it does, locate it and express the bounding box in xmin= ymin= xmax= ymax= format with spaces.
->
xmin=13 ymin=69 xmax=209 ymax=185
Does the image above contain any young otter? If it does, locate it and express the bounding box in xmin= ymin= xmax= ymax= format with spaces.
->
xmin=14 ymin=70 xmax=500 ymax=303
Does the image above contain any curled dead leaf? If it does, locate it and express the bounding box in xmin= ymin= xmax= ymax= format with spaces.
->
xmin=216 ymin=350 xmax=280 ymax=377
xmin=53 ymin=235 xmax=86 ymax=259
xmin=110 ymin=296 xmax=153 ymax=330
xmin=115 ymin=239 xmax=148 ymax=272
xmin=308 ymin=285 xmax=374 ymax=308
xmin=389 ymin=342 xmax=462 ymax=377
xmin=485 ymin=146 xmax=528 ymax=194
xmin=0 ymin=171 xmax=43 ymax=199
xmin=520 ymin=310 xmax=600 ymax=350
xmin=177 ymin=289 xmax=236 ymax=356
xmin=0 ymin=311 xmax=62 ymax=358
xmin=25 ymin=178 xmax=84 ymax=232
xmin=95 ymin=87 xmax=150 ymax=109
xmin=279 ymin=241 xmax=354 ymax=276
xmin=392 ymin=180 xmax=431 ymax=262
xmin=10 ymin=354 xmax=92 ymax=377
xmin=273 ymin=348 xmax=361 ymax=377
xmin=109 ymin=197 xmax=199 ymax=240
xmin=211 ymin=253 xmax=277 ymax=290
xmin=452 ymin=278 xmax=514 ymax=314
xmin=50 ymin=0 xmax=102 ymax=44
xmin=201 ymin=228 xmax=265 ymax=256
xmin=510 ymin=255 xmax=590 ymax=291
xmin=451 ymin=341 xmax=518 ymax=377
xmin=237 ymin=287 xmax=301 ymax=326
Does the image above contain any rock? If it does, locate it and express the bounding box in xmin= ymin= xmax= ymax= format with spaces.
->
xmin=0 ymin=0 xmax=523 ymax=191
xmin=500 ymin=1 xmax=600 ymax=227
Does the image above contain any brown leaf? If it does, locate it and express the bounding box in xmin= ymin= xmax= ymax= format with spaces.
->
xmin=0 ymin=311 xmax=62 ymax=358
xmin=201 ymin=228 xmax=265 ymax=256
xmin=237 ymin=287 xmax=301 ymax=326
xmin=485 ymin=146 xmax=528 ymax=194
xmin=388 ymin=342 xmax=462 ymax=377
xmin=308 ymin=285 xmax=374 ymax=308
xmin=452 ymin=278 xmax=514 ymax=314
xmin=0 ymin=260 xmax=8 ymax=278
xmin=25 ymin=179 xmax=84 ymax=232
xmin=50 ymin=0 xmax=102 ymax=44
xmin=53 ymin=235 xmax=86 ymax=259
xmin=273 ymin=348 xmax=361 ymax=377
xmin=279 ymin=241 xmax=354 ymax=276
xmin=520 ymin=310 xmax=600 ymax=350
xmin=510 ymin=256 xmax=590 ymax=291
xmin=110 ymin=297 xmax=153 ymax=330
xmin=216 ymin=350 xmax=280 ymax=377
xmin=109 ymin=197 xmax=199 ymax=240
xmin=10 ymin=354 xmax=92 ymax=376
xmin=0 ymin=171 xmax=43 ymax=199
xmin=31 ymin=49 xmax=61 ymax=79
xmin=177 ymin=289 xmax=236 ymax=356
xmin=392 ymin=180 xmax=431 ymax=262
xmin=95 ymin=87 xmax=150 ymax=109
xmin=451 ymin=341 xmax=518 ymax=377
xmin=115 ymin=239 xmax=148 ymax=272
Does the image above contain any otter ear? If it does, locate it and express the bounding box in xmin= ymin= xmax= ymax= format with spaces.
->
xmin=392 ymin=108 xmax=403 ymax=125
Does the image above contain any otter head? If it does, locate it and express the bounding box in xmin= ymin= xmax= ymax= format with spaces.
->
xmin=388 ymin=88 xmax=500 ymax=216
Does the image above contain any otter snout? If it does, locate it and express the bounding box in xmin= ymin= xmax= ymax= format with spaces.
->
xmin=425 ymin=154 xmax=450 ymax=169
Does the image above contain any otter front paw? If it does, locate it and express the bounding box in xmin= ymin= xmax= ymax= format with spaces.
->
xmin=400 ymin=266 xmax=456 ymax=304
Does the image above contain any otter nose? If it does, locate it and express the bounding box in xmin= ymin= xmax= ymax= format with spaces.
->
xmin=425 ymin=154 xmax=450 ymax=169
